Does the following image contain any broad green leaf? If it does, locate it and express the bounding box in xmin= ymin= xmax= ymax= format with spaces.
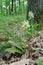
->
xmin=8 ymin=41 xmax=25 ymax=53
xmin=5 ymin=48 xmax=23 ymax=54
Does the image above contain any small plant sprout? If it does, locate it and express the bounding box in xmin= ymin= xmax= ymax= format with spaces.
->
xmin=28 ymin=11 xmax=34 ymax=19
xmin=22 ymin=20 xmax=30 ymax=30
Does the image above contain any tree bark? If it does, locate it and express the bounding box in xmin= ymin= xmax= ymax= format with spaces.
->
xmin=26 ymin=0 xmax=40 ymax=20
xmin=19 ymin=0 xmax=21 ymax=14
xmin=12 ymin=0 xmax=13 ymax=12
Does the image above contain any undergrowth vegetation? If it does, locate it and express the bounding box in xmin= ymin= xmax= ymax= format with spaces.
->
xmin=0 ymin=0 xmax=43 ymax=65
xmin=36 ymin=58 xmax=43 ymax=65
xmin=0 ymin=11 xmax=43 ymax=56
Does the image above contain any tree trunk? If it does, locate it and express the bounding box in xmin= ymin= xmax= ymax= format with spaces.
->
xmin=12 ymin=0 xmax=13 ymax=12
xmin=26 ymin=0 xmax=40 ymax=20
xmin=19 ymin=0 xmax=21 ymax=14
xmin=14 ymin=0 xmax=16 ymax=14
xmin=9 ymin=5 xmax=11 ymax=15
xmin=26 ymin=0 xmax=29 ymax=20
xmin=6 ymin=6 xmax=8 ymax=16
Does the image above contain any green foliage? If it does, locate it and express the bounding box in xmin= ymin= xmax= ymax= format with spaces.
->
xmin=5 ymin=0 xmax=10 ymax=6
xmin=0 ymin=0 xmax=27 ymax=15
xmin=33 ymin=48 xmax=43 ymax=51
xmin=8 ymin=41 xmax=25 ymax=53
xmin=0 ymin=0 xmax=2 ymax=6
xmin=0 ymin=41 xmax=25 ymax=54
xmin=22 ymin=12 xmax=36 ymax=38
xmin=0 ymin=1 xmax=43 ymax=56
xmin=5 ymin=48 xmax=24 ymax=54
xmin=0 ymin=42 xmax=11 ymax=53
xmin=36 ymin=59 xmax=43 ymax=65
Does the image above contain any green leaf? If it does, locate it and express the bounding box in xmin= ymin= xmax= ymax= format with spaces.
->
xmin=36 ymin=59 xmax=43 ymax=65
xmin=8 ymin=41 xmax=25 ymax=53
xmin=5 ymin=48 xmax=23 ymax=54
xmin=33 ymin=48 xmax=43 ymax=51
xmin=5 ymin=0 xmax=10 ymax=6
xmin=9 ymin=41 xmax=25 ymax=52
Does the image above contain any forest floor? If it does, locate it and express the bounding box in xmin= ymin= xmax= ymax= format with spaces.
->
xmin=0 ymin=14 xmax=43 ymax=65
xmin=0 ymin=20 xmax=43 ymax=65
xmin=0 ymin=30 xmax=43 ymax=65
